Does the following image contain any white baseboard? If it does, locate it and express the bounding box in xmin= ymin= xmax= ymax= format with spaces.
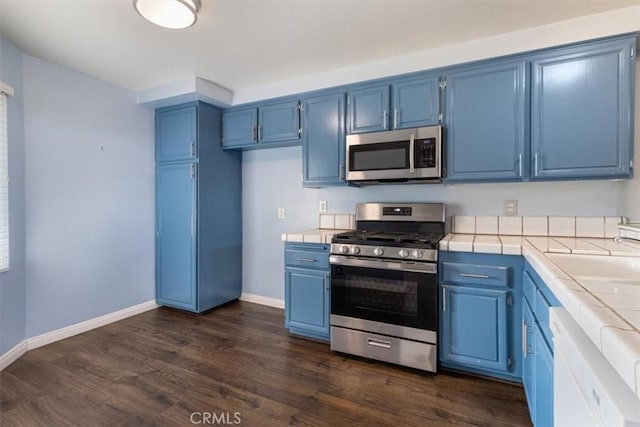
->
xmin=0 ymin=340 xmax=28 ymax=371
xmin=240 ymin=293 xmax=284 ymax=309
xmin=0 ymin=300 xmax=159 ymax=371
xmin=28 ymin=300 xmax=159 ymax=350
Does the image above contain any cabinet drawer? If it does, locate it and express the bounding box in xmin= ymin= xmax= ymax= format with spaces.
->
xmin=285 ymin=246 xmax=330 ymax=270
xmin=523 ymin=271 xmax=537 ymax=307
xmin=535 ymin=289 xmax=553 ymax=348
xmin=441 ymin=262 xmax=510 ymax=288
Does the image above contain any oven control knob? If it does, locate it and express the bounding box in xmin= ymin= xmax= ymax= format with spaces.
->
xmin=350 ymin=246 xmax=361 ymax=255
xmin=412 ymin=250 xmax=423 ymax=259
xmin=373 ymin=247 xmax=384 ymax=256
xmin=399 ymin=249 xmax=410 ymax=258
xmin=339 ymin=245 xmax=350 ymax=254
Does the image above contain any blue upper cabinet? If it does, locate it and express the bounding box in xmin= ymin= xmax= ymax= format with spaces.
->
xmin=348 ymin=83 xmax=390 ymax=133
xmin=531 ymin=37 xmax=635 ymax=179
xmin=156 ymin=105 xmax=197 ymax=162
xmin=444 ymin=60 xmax=527 ymax=182
xmin=302 ymin=92 xmax=346 ymax=187
xmin=348 ymin=74 xmax=440 ymax=134
xmin=258 ymin=100 xmax=301 ymax=143
xmin=392 ymin=75 xmax=440 ymax=129
xmin=222 ymin=100 xmax=301 ymax=149
xmin=222 ymin=108 xmax=258 ymax=148
xmin=156 ymin=162 xmax=197 ymax=311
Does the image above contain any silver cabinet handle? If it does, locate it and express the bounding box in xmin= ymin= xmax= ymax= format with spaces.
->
xmin=394 ymin=108 xmax=399 ymax=129
xmin=324 ymin=274 xmax=330 ymax=291
xmin=534 ymin=153 xmax=539 ymax=176
xmin=518 ymin=153 xmax=523 ymax=177
xmin=295 ymin=257 xmax=317 ymax=263
xmin=340 ymin=165 xmax=345 ymax=181
xmin=190 ymin=141 xmax=196 ymax=157
xmin=442 ymin=287 xmax=446 ymax=312
xmin=258 ymin=125 xmax=263 ymax=141
xmin=251 ymin=125 xmax=257 ymax=142
xmin=459 ymin=273 xmax=490 ymax=279
xmin=383 ymin=110 xmax=389 ymax=129
xmin=522 ymin=319 xmax=527 ymax=358
xmin=367 ymin=338 xmax=391 ymax=349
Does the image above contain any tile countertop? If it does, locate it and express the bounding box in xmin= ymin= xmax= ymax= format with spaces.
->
xmin=281 ymin=229 xmax=349 ymax=244
xmin=441 ymin=233 xmax=640 ymax=400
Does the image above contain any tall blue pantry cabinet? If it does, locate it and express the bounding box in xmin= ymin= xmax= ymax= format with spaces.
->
xmin=155 ymin=101 xmax=242 ymax=313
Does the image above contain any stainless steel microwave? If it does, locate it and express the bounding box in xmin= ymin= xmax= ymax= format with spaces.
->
xmin=346 ymin=126 xmax=442 ymax=185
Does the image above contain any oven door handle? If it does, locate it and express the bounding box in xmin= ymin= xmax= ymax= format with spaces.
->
xmin=329 ymin=255 xmax=436 ymax=274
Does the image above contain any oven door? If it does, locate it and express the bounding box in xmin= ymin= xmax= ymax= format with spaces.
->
xmin=330 ymin=256 xmax=437 ymax=332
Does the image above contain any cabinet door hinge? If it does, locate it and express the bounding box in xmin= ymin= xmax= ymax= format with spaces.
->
xmin=507 ymin=294 xmax=513 ymax=306
xmin=439 ymin=80 xmax=447 ymax=90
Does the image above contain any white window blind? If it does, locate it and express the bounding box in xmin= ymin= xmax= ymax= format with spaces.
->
xmin=0 ymin=92 xmax=8 ymax=272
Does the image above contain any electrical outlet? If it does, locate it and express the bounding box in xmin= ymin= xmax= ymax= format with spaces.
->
xmin=319 ymin=200 xmax=327 ymax=213
xmin=504 ymin=200 xmax=518 ymax=216
xmin=277 ymin=208 xmax=285 ymax=219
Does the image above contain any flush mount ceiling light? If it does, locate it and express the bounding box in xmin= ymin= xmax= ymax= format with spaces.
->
xmin=133 ymin=0 xmax=201 ymax=29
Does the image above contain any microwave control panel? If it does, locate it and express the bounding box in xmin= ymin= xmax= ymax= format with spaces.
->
xmin=415 ymin=138 xmax=437 ymax=168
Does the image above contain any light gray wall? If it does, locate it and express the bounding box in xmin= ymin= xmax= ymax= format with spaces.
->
xmin=0 ymin=37 xmax=26 ymax=354
xmin=242 ymin=146 xmax=623 ymax=301
xmin=23 ymin=55 xmax=155 ymax=337
xmin=618 ymin=65 xmax=640 ymax=222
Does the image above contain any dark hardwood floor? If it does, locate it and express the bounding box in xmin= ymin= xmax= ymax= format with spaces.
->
xmin=0 ymin=301 xmax=531 ymax=426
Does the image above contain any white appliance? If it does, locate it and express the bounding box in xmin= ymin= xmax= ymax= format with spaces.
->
xmin=551 ymin=308 xmax=640 ymax=427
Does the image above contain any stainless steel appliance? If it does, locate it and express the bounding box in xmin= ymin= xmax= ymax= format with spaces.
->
xmin=329 ymin=202 xmax=445 ymax=372
xmin=346 ymin=126 xmax=442 ymax=185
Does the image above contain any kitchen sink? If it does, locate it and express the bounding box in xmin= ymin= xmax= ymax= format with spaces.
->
xmin=545 ymin=253 xmax=640 ymax=283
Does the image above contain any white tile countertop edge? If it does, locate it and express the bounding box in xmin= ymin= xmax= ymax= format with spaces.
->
xmin=281 ymin=229 xmax=350 ymax=244
xmin=442 ymin=233 xmax=640 ymax=400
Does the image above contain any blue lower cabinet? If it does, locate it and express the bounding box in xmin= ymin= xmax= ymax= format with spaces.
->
xmin=522 ymin=298 xmax=536 ymax=424
xmin=439 ymin=251 xmax=523 ymax=382
xmin=534 ymin=324 xmax=554 ymax=427
xmin=441 ymin=285 xmax=509 ymax=372
xmin=284 ymin=243 xmax=330 ymax=341
xmin=522 ymin=261 xmax=561 ymax=426
xmin=156 ymin=162 xmax=197 ymax=311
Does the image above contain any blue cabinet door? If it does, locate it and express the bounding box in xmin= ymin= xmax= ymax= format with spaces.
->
xmin=444 ymin=60 xmax=527 ymax=182
xmin=259 ymin=100 xmax=300 ymax=144
xmin=156 ymin=162 xmax=197 ymax=311
xmin=392 ymin=75 xmax=440 ymax=129
xmin=156 ymin=105 xmax=197 ymax=162
xmin=534 ymin=322 xmax=554 ymax=427
xmin=348 ymin=84 xmax=390 ymax=133
xmin=222 ymin=108 xmax=258 ymax=148
xmin=531 ymin=38 xmax=635 ymax=179
xmin=522 ymin=298 xmax=536 ymax=425
xmin=302 ymin=92 xmax=346 ymax=187
xmin=441 ymin=285 xmax=509 ymax=372
xmin=285 ymin=268 xmax=330 ymax=338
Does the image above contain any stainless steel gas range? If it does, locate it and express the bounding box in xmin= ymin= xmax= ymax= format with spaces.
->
xmin=329 ymin=202 xmax=445 ymax=373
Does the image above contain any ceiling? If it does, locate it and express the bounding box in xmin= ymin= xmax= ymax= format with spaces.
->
xmin=1 ymin=0 xmax=640 ymax=94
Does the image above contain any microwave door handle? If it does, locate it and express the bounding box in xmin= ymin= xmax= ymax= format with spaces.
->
xmin=409 ymin=133 xmax=415 ymax=174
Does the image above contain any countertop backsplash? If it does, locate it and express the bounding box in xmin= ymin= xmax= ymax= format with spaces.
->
xmin=451 ymin=215 xmax=626 ymax=238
